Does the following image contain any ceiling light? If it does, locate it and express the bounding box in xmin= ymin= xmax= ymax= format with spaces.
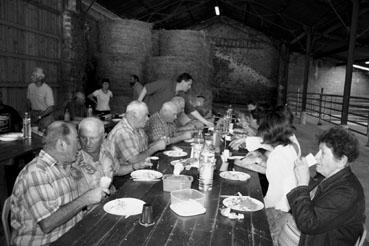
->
xmin=353 ymin=64 xmax=369 ymax=71
xmin=215 ymin=6 xmax=220 ymax=16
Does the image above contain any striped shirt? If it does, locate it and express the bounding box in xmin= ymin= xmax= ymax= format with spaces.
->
xmin=10 ymin=150 xmax=83 ymax=246
xmin=107 ymin=116 xmax=148 ymax=163
xmin=148 ymin=112 xmax=175 ymax=142
xmin=73 ymin=143 xmax=115 ymax=194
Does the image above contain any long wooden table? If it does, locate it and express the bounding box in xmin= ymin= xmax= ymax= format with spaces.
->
xmin=53 ymin=143 xmax=272 ymax=246
xmin=0 ymin=133 xmax=43 ymax=163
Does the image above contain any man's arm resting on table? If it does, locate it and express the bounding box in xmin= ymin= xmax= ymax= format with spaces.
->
xmin=38 ymin=190 xmax=97 ymax=233
xmin=126 ymin=143 xmax=164 ymax=164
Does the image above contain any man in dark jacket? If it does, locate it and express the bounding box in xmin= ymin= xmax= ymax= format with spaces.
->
xmin=287 ymin=126 xmax=365 ymax=246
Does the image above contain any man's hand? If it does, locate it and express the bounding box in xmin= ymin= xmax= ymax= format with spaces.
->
xmin=134 ymin=160 xmax=152 ymax=170
xmin=182 ymin=131 xmax=192 ymax=140
xmin=151 ymin=139 xmax=166 ymax=152
xmin=84 ymin=187 xmax=110 ymax=205
xmin=294 ymin=158 xmax=310 ymax=186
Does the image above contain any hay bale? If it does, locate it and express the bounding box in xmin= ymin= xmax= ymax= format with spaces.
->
xmin=159 ymin=30 xmax=211 ymax=63
xmin=97 ymin=52 xmax=144 ymax=93
xmin=110 ymin=95 xmax=132 ymax=113
xmin=99 ymin=19 xmax=153 ymax=61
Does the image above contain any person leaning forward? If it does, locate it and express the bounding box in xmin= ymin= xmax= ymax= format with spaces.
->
xmin=138 ymin=73 xmax=213 ymax=127
xmin=107 ymin=101 xmax=166 ymax=174
xmin=10 ymin=121 xmax=109 ymax=246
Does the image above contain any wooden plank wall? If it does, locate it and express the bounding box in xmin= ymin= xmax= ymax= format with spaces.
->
xmin=0 ymin=0 xmax=63 ymax=114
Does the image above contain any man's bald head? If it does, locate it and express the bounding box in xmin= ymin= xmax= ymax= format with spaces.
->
xmin=78 ymin=117 xmax=104 ymax=136
xmin=126 ymin=100 xmax=149 ymax=128
xmin=171 ymin=96 xmax=185 ymax=114
xmin=160 ymin=101 xmax=177 ymax=123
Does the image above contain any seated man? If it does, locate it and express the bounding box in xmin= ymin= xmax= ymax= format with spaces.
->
xmin=107 ymin=101 xmax=166 ymax=171
xmin=65 ymin=91 xmax=87 ymax=121
xmin=0 ymin=91 xmax=22 ymax=133
xmin=10 ymin=121 xmax=108 ymax=246
xmin=147 ymin=101 xmax=193 ymax=144
xmin=171 ymin=96 xmax=203 ymax=130
xmin=192 ymin=95 xmax=212 ymax=119
xmin=74 ymin=117 xmax=115 ymax=194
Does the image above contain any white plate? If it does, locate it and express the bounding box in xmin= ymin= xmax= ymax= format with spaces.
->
xmin=0 ymin=132 xmax=23 ymax=141
xmin=220 ymin=171 xmax=250 ymax=181
xmin=170 ymin=200 xmax=206 ymax=216
xmin=130 ymin=170 xmax=163 ymax=181
xmin=112 ymin=118 xmax=121 ymax=122
xmin=163 ymin=150 xmax=188 ymax=157
xmin=184 ymin=138 xmax=194 ymax=143
xmin=103 ymin=198 xmax=145 ymax=216
xmin=223 ymin=196 xmax=264 ymax=212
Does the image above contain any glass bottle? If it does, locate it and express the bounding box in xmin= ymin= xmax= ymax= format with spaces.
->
xmin=87 ymin=105 xmax=93 ymax=117
xmin=23 ymin=112 xmax=32 ymax=139
xmin=199 ymin=140 xmax=216 ymax=191
xmin=64 ymin=108 xmax=71 ymax=121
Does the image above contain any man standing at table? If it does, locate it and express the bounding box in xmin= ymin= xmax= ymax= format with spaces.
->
xmin=10 ymin=121 xmax=108 ymax=246
xmin=148 ymin=101 xmax=193 ymax=144
xmin=107 ymin=101 xmax=166 ymax=172
xmin=137 ymin=73 xmax=213 ymax=127
xmin=130 ymin=74 xmax=143 ymax=100
xmin=27 ymin=67 xmax=55 ymax=131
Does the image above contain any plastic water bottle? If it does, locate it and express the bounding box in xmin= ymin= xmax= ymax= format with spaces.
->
xmin=64 ymin=108 xmax=70 ymax=121
xmin=23 ymin=112 xmax=32 ymax=139
xmin=87 ymin=105 xmax=93 ymax=117
xmin=199 ymin=140 xmax=215 ymax=191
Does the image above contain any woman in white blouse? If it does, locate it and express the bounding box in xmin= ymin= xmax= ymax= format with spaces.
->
xmin=257 ymin=109 xmax=301 ymax=245
xmin=88 ymin=78 xmax=113 ymax=115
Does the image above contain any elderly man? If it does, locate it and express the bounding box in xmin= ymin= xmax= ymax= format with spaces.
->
xmin=27 ymin=67 xmax=55 ymax=131
xmin=138 ymin=73 xmax=213 ymax=127
xmin=171 ymin=96 xmax=203 ymax=131
xmin=107 ymin=101 xmax=166 ymax=172
xmin=65 ymin=91 xmax=87 ymax=121
xmin=10 ymin=121 xmax=108 ymax=246
xmin=73 ymin=117 xmax=115 ymax=194
xmin=148 ymin=101 xmax=193 ymax=144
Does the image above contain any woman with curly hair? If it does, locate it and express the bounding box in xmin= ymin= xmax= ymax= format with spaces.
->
xmin=283 ymin=126 xmax=365 ymax=246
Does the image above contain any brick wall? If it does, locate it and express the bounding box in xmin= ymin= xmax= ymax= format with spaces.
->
xmin=288 ymin=53 xmax=369 ymax=96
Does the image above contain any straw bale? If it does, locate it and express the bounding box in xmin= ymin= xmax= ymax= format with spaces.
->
xmin=110 ymin=95 xmax=132 ymax=114
xmin=152 ymin=30 xmax=160 ymax=56
xmin=159 ymin=30 xmax=211 ymax=63
xmin=97 ymin=52 xmax=144 ymax=92
xmin=99 ymin=19 xmax=153 ymax=61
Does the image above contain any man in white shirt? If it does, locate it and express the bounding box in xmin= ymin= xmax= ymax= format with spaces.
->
xmin=27 ymin=67 xmax=55 ymax=131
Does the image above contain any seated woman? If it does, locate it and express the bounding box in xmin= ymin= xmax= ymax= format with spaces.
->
xmin=285 ymin=126 xmax=365 ymax=246
xmin=234 ymin=110 xmax=301 ymax=244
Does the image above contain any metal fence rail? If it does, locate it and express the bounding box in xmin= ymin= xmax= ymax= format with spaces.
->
xmin=287 ymin=90 xmax=369 ymax=137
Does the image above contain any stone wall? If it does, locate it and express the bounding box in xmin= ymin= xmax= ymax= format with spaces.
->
xmin=192 ymin=17 xmax=280 ymax=106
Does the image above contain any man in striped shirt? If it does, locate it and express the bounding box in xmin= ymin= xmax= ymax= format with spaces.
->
xmin=107 ymin=101 xmax=166 ymax=175
xmin=10 ymin=121 xmax=109 ymax=246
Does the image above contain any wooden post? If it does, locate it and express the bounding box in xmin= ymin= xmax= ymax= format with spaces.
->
xmin=341 ymin=0 xmax=359 ymax=127
xmin=296 ymin=88 xmax=300 ymax=116
xmin=300 ymin=29 xmax=311 ymax=125
xmin=317 ymin=88 xmax=324 ymax=125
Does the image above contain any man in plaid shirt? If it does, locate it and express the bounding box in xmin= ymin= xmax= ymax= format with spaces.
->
xmin=148 ymin=101 xmax=193 ymax=144
xmin=10 ymin=121 xmax=109 ymax=246
xmin=107 ymin=101 xmax=166 ymax=174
